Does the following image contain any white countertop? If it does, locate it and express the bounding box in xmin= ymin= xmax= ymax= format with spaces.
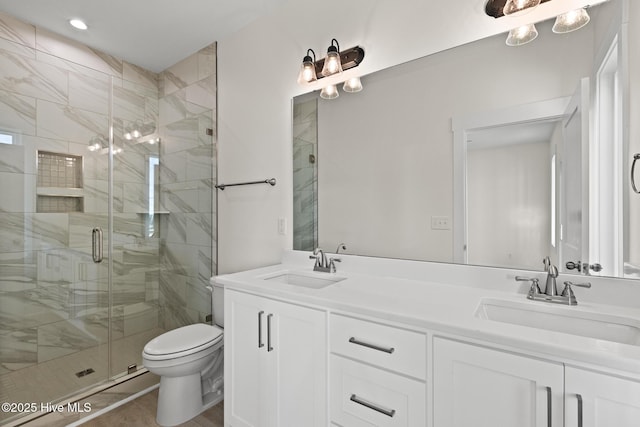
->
xmin=215 ymin=251 xmax=640 ymax=377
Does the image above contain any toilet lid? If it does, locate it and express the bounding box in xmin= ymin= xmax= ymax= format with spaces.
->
xmin=144 ymin=323 xmax=223 ymax=356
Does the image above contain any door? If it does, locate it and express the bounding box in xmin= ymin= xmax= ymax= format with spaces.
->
xmin=565 ymin=367 xmax=640 ymax=427
xmin=560 ymin=78 xmax=590 ymax=273
xmin=225 ymin=290 xmax=269 ymax=427
xmin=433 ymin=338 xmax=564 ymax=427
xmin=224 ymin=289 xmax=327 ymax=427
xmin=271 ymin=299 xmax=327 ymax=427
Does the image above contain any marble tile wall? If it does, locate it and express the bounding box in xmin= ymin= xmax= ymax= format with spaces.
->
xmin=0 ymin=11 xmax=179 ymax=416
xmin=158 ymin=43 xmax=217 ymax=330
xmin=292 ymin=98 xmax=318 ymax=251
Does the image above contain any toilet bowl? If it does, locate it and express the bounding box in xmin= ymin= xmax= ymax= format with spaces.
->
xmin=142 ymin=278 xmax=225 ymax=426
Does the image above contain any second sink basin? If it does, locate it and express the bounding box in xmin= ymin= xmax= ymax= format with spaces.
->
xmin=475 ymin=298 xmax=640 ymax=346
xmin=261 ymin=271 xmax=346 ymax=289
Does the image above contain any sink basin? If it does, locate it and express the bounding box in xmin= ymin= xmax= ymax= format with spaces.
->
xmin=261 ymin=272 xmax=346 ymax=289
xmin=475 ymin=298 xmax=640 ymax=346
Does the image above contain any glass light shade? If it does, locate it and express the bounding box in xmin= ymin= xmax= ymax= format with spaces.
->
xmin=297 ymin=60 xmax=317 ymax=84
xmin=343 ymin=77 xmax=363 ymax=93
xmin=552 ymin=8 xmax=590 ymax=33
xmin=506 ymin=24 xmax=539 ymax=46
xmin=321 ymin=50 xmax=343 ymax=77
xmin=503 ymin=0 xmax=541 ymax=16
xmin=320 ymin=84 xmax=339 ymax=100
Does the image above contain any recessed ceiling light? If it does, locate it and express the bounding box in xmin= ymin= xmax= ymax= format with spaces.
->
xmin=69 ymin=19 xmax=88 ymax=30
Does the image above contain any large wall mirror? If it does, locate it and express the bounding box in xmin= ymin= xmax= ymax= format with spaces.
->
xmin=293 ymin=0 xmax=640 ymax=280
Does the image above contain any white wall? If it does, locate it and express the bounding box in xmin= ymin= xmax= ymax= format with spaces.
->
xmin=217 ymin=0 xmax=603 ymax=273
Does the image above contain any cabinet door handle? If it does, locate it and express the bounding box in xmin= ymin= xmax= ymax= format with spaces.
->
xmin=267 ymin=313 xmax=273 ymax=352
xmin=348 ymin=337 xmax=395 ymax=354
xmin=576 ymin=394 xmax=583 ymax=427
xmin=257 ymin=311 xmax=264 ymax=348
xmin=546 ymin=387 xmax=552 ymax=427
xmin=350 ymin=394 xmax=396 ymax=418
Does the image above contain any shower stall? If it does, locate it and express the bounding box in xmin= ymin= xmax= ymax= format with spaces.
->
xmin=0 ymin=14 xmax=216 ymax=425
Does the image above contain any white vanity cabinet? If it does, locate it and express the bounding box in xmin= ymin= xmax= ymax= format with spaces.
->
xmin=565 ymin=366 xmax=640 ymax=427
xmin=224 ymin=289 xmax=327 ymax=427
xmin=329 ymin=314 xmax=427 ymax=426
xmin=433 ymin=337 xmax=564 ymax=427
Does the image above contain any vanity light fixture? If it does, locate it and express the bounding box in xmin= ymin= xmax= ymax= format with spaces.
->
xmin=343 ymin=76 xmax=363 ymax=93
xmin=321 ymin=39 xmax=343 ymax=77
xmin=69 ymin=18 xmax=88 ymax=30
xmin=296 ymin=42 xmax=365 ymax=85
xmin=297 ymin=49 xmax=318 ymax=84
xmin=552 ymin=7 xmax=590 ymax=33
xmin=320 ymin=84 xmax=339 ymax=100
xmin=505 ymin=23 xmax=539 ymax=46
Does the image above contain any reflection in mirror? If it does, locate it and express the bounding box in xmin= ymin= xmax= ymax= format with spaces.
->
xmin=293 ymin=0 xmax=640 ymax=280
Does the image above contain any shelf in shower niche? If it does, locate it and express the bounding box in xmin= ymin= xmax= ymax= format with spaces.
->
xmin=135 ymin=211 xmax=170 ymax=215
xmin=36 ymin=187 xmax=84 ymax=197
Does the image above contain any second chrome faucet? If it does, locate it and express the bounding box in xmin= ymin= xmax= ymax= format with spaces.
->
xmin=516 ymin=257 xmax=591 ymax=305
xmin=310 ymin=248 xmax=341 ymax=273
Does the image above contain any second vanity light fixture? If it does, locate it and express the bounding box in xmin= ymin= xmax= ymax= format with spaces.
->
xmin=297 ymin=39 xmax=365 ymax=99
xmin=485 ymin=0 xmax=591 ymax=46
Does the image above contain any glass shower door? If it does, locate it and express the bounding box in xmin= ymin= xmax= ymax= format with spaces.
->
xmin=0 ymin=74 xmax=112 ymax=421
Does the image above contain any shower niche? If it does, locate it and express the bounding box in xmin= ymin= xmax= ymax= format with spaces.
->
xmin=36 ymin=151 xmax=84 ymax=213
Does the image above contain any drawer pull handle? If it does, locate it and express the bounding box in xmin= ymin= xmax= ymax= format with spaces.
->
xmin=350 ymin=394 xmax=396 ymax=418
xmin=349 ymin=337 xmax=395 ymax=354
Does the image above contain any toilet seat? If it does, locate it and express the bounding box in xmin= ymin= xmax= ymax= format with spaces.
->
xmin=143 ymin=323 xmax=223 ymax=361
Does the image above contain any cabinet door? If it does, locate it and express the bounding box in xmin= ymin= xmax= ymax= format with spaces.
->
xmin=270 ymin=299 xmax=327 ymax=427
xmin=433 ymin=338 xmax=564 ymax=427
xmin=565 ymin=367 xmax=640 ymax=427
xmin=225 ymin=290 xmax=269 ymax=427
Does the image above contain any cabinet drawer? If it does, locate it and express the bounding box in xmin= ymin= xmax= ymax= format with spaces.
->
xmin=330 ymin=314 xmax=426 ymax=379
xmin=330 ymin=355 xmax=426 ymax=427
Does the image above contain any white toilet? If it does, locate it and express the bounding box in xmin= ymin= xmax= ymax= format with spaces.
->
xmin=142 ymin=279 xmax=225 ymax=426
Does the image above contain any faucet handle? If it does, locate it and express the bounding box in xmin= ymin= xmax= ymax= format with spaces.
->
xmin=561 ymin=281 xmax=591 ymax=305
xmin=515 ymin=276 xmax=541 ymax=295
xmin=562 ymin=281 xmax=591 ymax=291
xmin=329 ymin=257 xmax=341 ymax=273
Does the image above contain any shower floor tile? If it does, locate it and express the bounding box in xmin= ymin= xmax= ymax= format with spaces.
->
xmin=0 ymin=327 xmax=164 ymax=425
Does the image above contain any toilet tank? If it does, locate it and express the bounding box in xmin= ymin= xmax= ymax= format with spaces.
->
xmin=211 ymin=278 xmax=224 ymax=327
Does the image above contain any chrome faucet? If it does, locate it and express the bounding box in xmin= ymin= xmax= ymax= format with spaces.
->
xmin=543 ymin=257 xmax=559 ymax=297
xmin=309 ymin=248 xmax=341 ymax=273
xmin=515 ymin=256 xmax=591 ymax=305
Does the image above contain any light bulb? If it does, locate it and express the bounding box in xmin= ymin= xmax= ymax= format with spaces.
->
xmin=297 ymin=50 xmax=317 ymax=85
xmin=321 ymin=50 xmax=343 ymax=77
xmin=506 ymin=23 xmax=538 ymax=46
xmin=343 ymin=77 xmax=363 ymax=93
xmin=553 ymin=8 xmax=590 ymax=33
xmin=69 ymin=19 xmax=88 ymax=30
xmin=320 ymin=84 xmax=339 ymax=100
xmin=503 ymin=0 xmax=541 ymax=16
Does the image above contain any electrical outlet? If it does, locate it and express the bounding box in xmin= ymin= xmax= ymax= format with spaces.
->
xmin=431 ymin=216 xmax=451 ymax=230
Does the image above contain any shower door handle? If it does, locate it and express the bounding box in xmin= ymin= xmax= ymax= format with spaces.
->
xmin=92 ymin=227 xmax=103 ymax=263
xmin=632 ymin=153 xmax=640 ymax=194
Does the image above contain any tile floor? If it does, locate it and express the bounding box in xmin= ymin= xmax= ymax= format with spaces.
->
xmin=0 ymin=327 xmax=163 ymax=424
xmin=80 ymin=389 xmax=224 ymax=427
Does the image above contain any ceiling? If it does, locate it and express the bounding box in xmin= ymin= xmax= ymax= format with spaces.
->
xmin=0 ymin=0 xmax=284 ymax=73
